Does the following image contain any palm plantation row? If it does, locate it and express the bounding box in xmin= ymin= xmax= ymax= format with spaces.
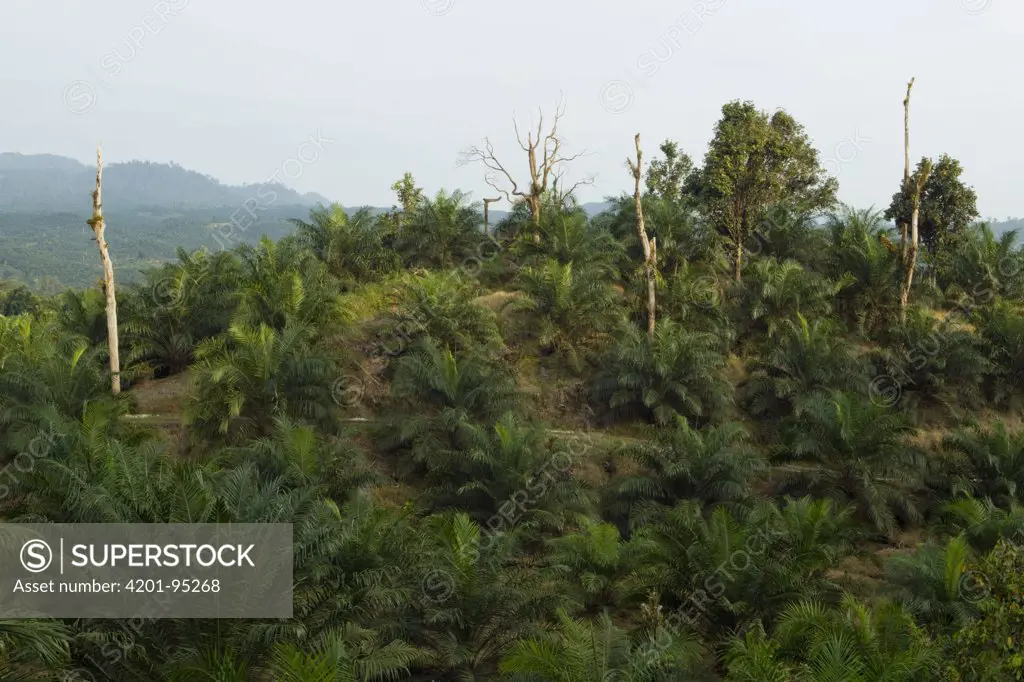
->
xmin=2 ymin=98 xmax=1024 ymax=680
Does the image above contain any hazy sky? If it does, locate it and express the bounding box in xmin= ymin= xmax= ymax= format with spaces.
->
xmin=2 ymin=0 xmax=1021 ymax=218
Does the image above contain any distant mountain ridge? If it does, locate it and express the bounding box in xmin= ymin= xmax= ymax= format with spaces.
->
xmin=0 ymin=153 xmax=331 ymax=212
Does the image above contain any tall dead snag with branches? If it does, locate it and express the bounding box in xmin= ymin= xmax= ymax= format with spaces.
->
xmin=627 ymin=134 xmax=657 ymax=338
xmin=87 ymin=143 xmax=121 ymax=395
xmin=898 ymin=78 xmax=932 ymax=320
xmin=459 ymin=98 xmax=591 ymax=240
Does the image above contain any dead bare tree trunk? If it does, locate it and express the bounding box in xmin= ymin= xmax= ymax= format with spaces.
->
xmin=900 ymin=160 xmax=933 ymax=320
xmin=88 ymin=143 xmax=121 ymax=395
xmin=897 ymin=78 xmax=931 ymax=322
xmin=459 ymin=98 xmax=592 ymax=242
xmin=482 ymin=197 xmax=501 ymax=236
xmin=900 ymin=78 xmax=914 ymax=266
xmin=627 ymin=134 xmax=657 ymax=338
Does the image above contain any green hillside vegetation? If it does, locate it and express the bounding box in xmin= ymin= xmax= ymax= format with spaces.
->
xmin=4 ymin=100 xmax=1024 ymax=680
xmin=0 ymin=206 xmax=315 ymax=291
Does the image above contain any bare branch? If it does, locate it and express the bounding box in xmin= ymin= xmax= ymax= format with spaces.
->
xmin=460 ymin=97 xmax=587 ymax=235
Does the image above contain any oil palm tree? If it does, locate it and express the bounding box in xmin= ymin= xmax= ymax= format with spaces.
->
xmin=0 ymin=317 xmax=115 ymax=432
xmin=234 ymin=236 xmax=337 ymax=331
xmin=266 ymin=630 xmax=419 ymax=682
xmin=422 ymin=412 xmax=587 ymax=530
xmin=57 ymin=288 xmax=107 ymax=346
xmin=593 ymin=320 xmax=732 ymax=427
xmin=824 ymin=208 xmax=901 ymax=336
xmin=739 ymin=257 xmax=849 ymax=340
xmin=870 ymin=305 xmax=990 ymax=412
xmin=512 ymin=208 xmax=623 ymax=278
xmin=975 ymin=298 xmax=1024 ymax=408
xmin=744 ymin=314 xmax=866 ymax=419
xmin=937 ymin=223 xmax=1024 ymax=302
xmin=543 ymin=518 xmax=647 ymax=612
xmin=398 ymin=189 xmax=483 ymax=269
xmin=386 ymin=270 xmax=502 ymax=359
xmin=412 ymin=513 xmax=560 ymax=680
xmin=218 ymin=415 xmax=379 ymax=497
xmin=513 ymin=259 xmax=621 ymax=372
xmin=122 ymin=247 xmax=240 ymax=377
xmin=185 ymin=321 xmax=334 ymax=442
xmin=0 ymin=619 xmax=70 ymax=678
xmin=609 ymin=416 xmax=765 ymax=518
xmin=500 ymin=608 xmax=703 ymax=681
xmin=885 ymin=534 xmax=982 ymax=630
xmin=291 ymin=203 xmax=401 ymax=287
xmin=942 ymin=420 xmax=1024 ymax=509
xmin=940 ymin=495 xmax=1024 ymax=553
xmin=724 ymin=596 xmax=940 ymax=681
xmin=783 ymin=390 xmax=925 ymax=538
xmin=381 ymin=338 xmax=520 ymax=469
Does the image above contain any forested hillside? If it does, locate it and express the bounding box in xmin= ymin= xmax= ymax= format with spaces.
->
xmin=0 ymin=206 xmax=311 ymax=291
xmin=3 ymin=98 xmax=1024 ymax=680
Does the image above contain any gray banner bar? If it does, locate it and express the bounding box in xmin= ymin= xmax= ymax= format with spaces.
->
xmin=0 ymin=524 xmax=292 ymax=618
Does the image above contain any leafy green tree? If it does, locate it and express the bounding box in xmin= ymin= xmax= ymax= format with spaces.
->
xmin=941 ymin=539 xmax=1024 ymax=680
xmin=644 ymin=139 xmax=693 ymax=203
xmin=599 ymin=192 xmax=720 ymax=281
xmin=0 ymin=284 xmax=41 ymax=316
xmin=687 ymin=101 xmax=838 ymax=281
xmin=390 ymin=172 xmax=426 ymax=225
xmin=885 ymin=154 xmax=979 ymax=253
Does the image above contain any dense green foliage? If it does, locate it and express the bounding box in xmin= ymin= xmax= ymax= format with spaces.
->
xmin=4 ymin=103 xmax=1024 ymax=680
